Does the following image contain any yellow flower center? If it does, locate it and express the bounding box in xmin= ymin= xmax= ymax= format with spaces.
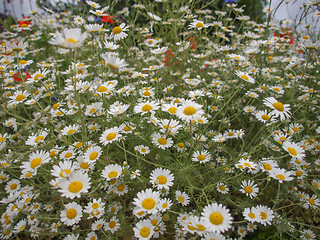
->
xmin=60 ymin=169 xmax=71 ymax=178
xmin=209 ymin=212 xmax=223 ymax=225
xmin=178 ymin=196 xmax=185 ymax=202
xmin=10 ymin=183 xmax=17 ymax=190
xmin=292 ymin=127 xmax=299 ymax=132
xmin=272 ymin=102 xmax=284 ymax=112
xmin=168 ymin=107 xmax=177 ymax=114
xmin=240 ymin=75 xmax=249 ymax=81
xmin=0 ymin=137 xmax=5 ymax=142
xmin=263 ymin=163 xmax=272 ymax=170
xmin=219 ymin=185 xmax=225 ymax=191
xmin=89 ymin=108 xmax=96 ymax=114
xmin=89 ymin=152 xmax=98 ymax=160
xmin=260 ymin=212 xmax=267 ymax=220
xmin=80 ymin=161 xmax=90 ymax=169
xmin=68 ymin=181 xmax=83 ymax=193
xmin=248 ymin=212 xmax=255 ymax=219
xmin=67 ymin=129 xmax=76 ymax=135
xmin=66 ymin=38 xmax=77 ymax=44
xmin=143 ymin=91 xmax=151 ymax=96
xmin=66 ymin=208 xmax=77 ymax=219
xmin=112 ymin=26 xmax=122 ymax=34
xmin=287 ymin=147 xmax=297 ymax=156
xmin=16 ymin=94 xmax=26 ymax=101
xmin=64 ymin=152 xmax=72 ymax=158
xmin=261 ymin=114 xmax=270 ymax=120
xmin=106 ymin=132 xmax=116 ymax=141
xmin=183 ymin=106 xmax=196 ymax=115
xmin=97 ymin=86 xmax=107 ymax=92
xmin=35 ymin=136 xmax=44 ymax=143
xmin=195 ymin=22 xmax=204 ymax=28
xmin=140 ymin=227 xmax=150 ymax=238
xmin=142 ymin=198 xmax=156 ymax=210
xmin=162 ymin=203 xmax=168 ymax=208
xmin=197 ymin=154 xmax=206 ymax=161
xmin=244 ymin=186 xmax=253 ymax=193
xmin=30 ymin=158 xmax=42 ymax=168
xmin=158 ymin=138 xmax=167 ymax=145
xmin=177 ymin=142 xmax=184 ymax=148
xmin=109 ymin=221 xmax=116 ymax=228
xmin=157 ymin=175 xmax=167 ymax=184
xmin=276 ymin=174 xmax=285 ymax=180
xmin=34 ymin=74 xmax=44 ymax=81
xmin=108 ymin=171 xmax=119 ymax=180
xmin=308 ymin=198 xmax=315 ymax=205
xmin=19 ymin=60 xmax=27 ymax=65
xmin=142 ymin=104 xmax=153 ymax=112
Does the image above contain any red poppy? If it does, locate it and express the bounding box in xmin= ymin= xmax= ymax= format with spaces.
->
xmin=13 ymin=72 xmax=31 ymax=82
xmin=18 ymin=17 xmax=32 ymax=28
xmin=101 ymin=15 xmax=115 ymax=24
xmin=188 ymin=36 xmax=198 ymax=50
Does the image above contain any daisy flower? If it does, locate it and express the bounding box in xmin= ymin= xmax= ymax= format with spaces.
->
xmin=201 ymin=203 xmax=233 ymax=233
xmin=150 ymin=46 xmax=169 ymax=55
xmin=49 ymin=28 xmax=88 ymax=49
xmin=61 ymin=124 xmax=80 ymax=136
xmin=99 ymin=127 xmax=122 ymax=145
xmin=151 ymin=133 xmax=173 ymax=150
xmin=84 ymin=198 xmax=105 ymax=219
xmin=21 ymin=150 xmax=50 ymax=173
xmin=13 ymin=219 xmax=27 ymax=233
xmin=109 ymin=23 xmax=129 ymax=41
xmin=216 ymin=183 xmax=229 ymax=194
xmin=59 ymin=148 xmax=77 ymax=160
xmin=147 ymin=12 xmax=162 ymax=21
xmin=235 ymin=71 xmax=255 ymax=84
xmin=242 ymin=206 xmax=260 ymax=223
xmin=263 ymin=97 xmax=291 ymax=121
xmin=282 ymin=141 xmax=305 ymax=159
xmin=159 ymin=198 xmax=173 ymax=212
xmin=202 ymin=232 xmax=226 ymax=240
xmin=150 ymin=167 xmax=174 ymax=190
xmin=9 ymin=90 xmax=29 ymax=104
xmin=58 ymin=172 xmax=91 ymax=199
xmin=5 ymin=179 xmax=20 ymax=193
xmin=101 ymin=164 xmax=123 ymax=181
xmin=25 ymin=130 xmax=48 ymax=146
xmin=51 ymin=160 xmax=76 ymax=179
xmin=192 ymin=150 xmax=212 ymax=163
xmin=74 ymin=16 xmax=85 ymax=25
xmin=104 ymin=216 xmax=120 ymax=233
xmin=86 ymin=0 xmax=100 ymax=8
xmin=161 ymin=103 xmax=179 ymax=115
xmin=133 ymin=219 xmax=155 ymax=240
xmin=175 ymin=190 xmax=190 ymax=206
xmin=134 ymin=101 xmax=160 ymax=115
xmin=134 ymin=145 xmax=150 ymax=155
xmin=255 ymin=205 xmax=274 ymax=226
xmin=176 ymin=100 xmax=205 ymax=122
xmin=255 ymin=110 xmax=273 ymax=123
xmin=269 ymin=168 xmax=294 ymax=183
xmin=60 ymin=202 xmax=82 ymax=226
xmin=83 ymin=145 xmax=102 ymax=163
xmin=188 ymin=19 xmax=209 ymax=30
xmin=240 ymin=180 xmax=259 ymax=198
xmin=133 ymin=188 xmax=161 ymax=214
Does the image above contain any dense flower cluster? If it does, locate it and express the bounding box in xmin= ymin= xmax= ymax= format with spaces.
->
xmin=0 ymin=0 xmax=319 ymax=239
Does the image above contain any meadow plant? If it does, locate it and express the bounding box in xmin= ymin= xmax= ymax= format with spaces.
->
xmin=0 ymin=0 xmax=319 ymax=239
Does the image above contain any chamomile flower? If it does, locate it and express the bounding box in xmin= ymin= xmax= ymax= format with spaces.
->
xmin=61 ymin=124 xmax=80 ymax=136
xmin=159 ymin=198 xmax=173 ymax=212
xmin=176 ymin=190 xmax=190 ymax=206
xmin=101 ymin=164 xmax=123 ymax=181
xmin=151 ymin=133 xmax=173 ymax=150
xmin=51 ymin=160 xmax=76 ymax=179
xmin=202 ymin=232 xmax=226 ymax=240
xmin=192 ymin=150 xmax=212 ymax=163
xmin=9 ymin=90 xmax=29 ymax=104
xmin=263 ymin=97 xmax=291 ymax=120
xmin=110 ymin=23 xmax=129 ymax=41
xmin=134 ymin=101 xmax=160 ymax=115
xmin=235 ymin=71 xmax=255 ymax=84
xmin=60 ymin=202 xmax=82 ymax=226
xmin=216 ymin=183 xmax=229 ymax=194
xmin=5 ymin=179 xmax=20 ymax=193
xmin=21 ymin=150 xmax=50 ymax=173
xmin=49 ymin=28 xmax=88 ymax=49
xmin=255 ymin=205 xmax=274 ymax=226
xmin=243 ymin=206 xmax=260 ymax=223
xmin=176 ymin=100 xmax=205 ymax=121
xmin=83 ymin=145 xmax=102 ymax=163
xmin=133 ymin=219 xmax=155 ymax=240
xmin=189 ymin=19 xmax=209 ymax=30
xmin=104 ymin=216 xmax=120 ymax=233
xmin=58 ymin=172 xmax=91 ymax=199
xmin=134 ymin=145 xmax=150 ymax=155
xmin=240 ymin=180 xmax=259 ymax=198
xmin=25 ymin=130 xmax=48 ymax=146
xmin=150 ymin=167 xmax=174 ymax=190
xmin=99 ymin=127 xmax=122 ymax=145
xmin=133 ymin=188 xmax=161 ymax=214
xmin=269 ymin=168 xmax=294 ymax=183
xmin=13 ymin=219 xmax=27 ymax=233
xmin=282 ymin=141 xmax=305 ymax=159
xmin=201 ymin=203 xmax=233 ymax=233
